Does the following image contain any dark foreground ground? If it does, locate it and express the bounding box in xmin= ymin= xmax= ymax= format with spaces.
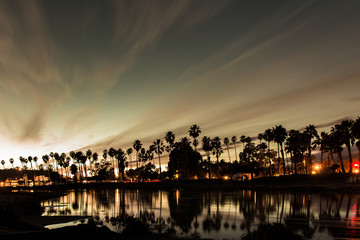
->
xmin=0 ymin=173 xmax=358 ymax=240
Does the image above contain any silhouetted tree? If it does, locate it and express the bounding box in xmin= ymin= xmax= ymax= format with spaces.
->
xmin=9 ymin=158 xmax=14 ymax=168
xmin=153 ymin=139 xmax=165 ymax=176
xmin=273 ymin=125 xmax=288 ymax=175
xmin=202 ymin=136 xmax=212 ymax=179
xmin=133 ymin=140 xmax=142 ymax=169
xmin=231 ymin=136 xmax=238 ymax=162
xmin=352 ymin=117 xmax=360 ymax=162
xmin=189 ymin=124 xmax=201 ymax=151
xmin=223 ymin=137 xmax=231 ymax=162
xmin=126 ymin=148 xmax=133 ymax=169
xmin=169 ymin=140 xmax=202 ymax=179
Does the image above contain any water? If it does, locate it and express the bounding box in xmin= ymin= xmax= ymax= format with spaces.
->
xmin=41 ymin=189 xmax=360 ymax=239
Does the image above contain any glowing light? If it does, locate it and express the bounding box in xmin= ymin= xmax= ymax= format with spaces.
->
xmin=355 ymin=169 xmax=359 ymax=174
xmin=223 ymin=176 xmax=229 ymax=180
xmin=314 ymin=165 xmax=320 ymax=170
xmin=176 ymin=190 xmax=180 ymax=205
xmin=312 ymin=171 xmax=316 ymax=174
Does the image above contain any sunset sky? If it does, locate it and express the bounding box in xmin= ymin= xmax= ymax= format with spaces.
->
xmin=0 ymin=0 xmax=360 ymax=166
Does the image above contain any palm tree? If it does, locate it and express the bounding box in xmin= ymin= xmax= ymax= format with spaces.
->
xmin=202 ymin=136 xmax=212 ymax=179
xmin=126 ymin=148 xmax=133 ymax=169
xmin=304 ymin=124 xmax=319 ymax=174
xmin=28 ymin=156 xmax=33 ymax=170
xmin=64 ymin=156 xmax=71 ymax=178
xmin=54 ymin=152 xmax=60 ymax=172
xmin=211 ymin=137 xmax=223 ymax=177
xmin=231 ymin=136 xmax=238 ymax=162
xmin=351 ymin=117 xmax=360 ymax=163
xmin=258 ymin=133 xmax=264 ymax=143
xmin=33 ymin=156 xmax=38 ymax=169
xmin=165 ymin=131 xmax=176 ymax=174
xmin=339 ymin=120 xmax=355 ymax=173
xmin=153 ymin=139 xmax=165 ymax=176
xmin=273 ymin=125 xmax=288 ymax=175
xmin=189 ymin=124 xmax=201 ymax=151
xmin=42 ymin=154 xmax=49 ymax=168
xmin=85 ymin=149 xmax=92 ymax=176
xmin=133 ymin=140 xmax=142 ymax=169
xmin=116 ymin=148 xmax=127 ymax=180
xmin=1 ymin=160 xmax=5 ymax=169
xmin=330 ymin=127 xmax=346 ymax=173
xmin=165 ymin=131 xmax=176 ymax=150
xmin=108 ymin=147 xmax=116 ymax=177
xmin=316 ymin=132 xmax=330 ymax=166
xmin=240 ymin=135 xmax=247 ymax=150
xmin=9 ymin=158 xmax=14 ymax=168
xmin=223 ymin=137 xmax=231 ymax=162
xmin=75 ymin=151 xmax=86 ymax=180
xmin=49 ymin=152 xmax=55 ymax=170
xmin=263 ymin=128 xmax=274 ymax=174
xmin=92 ymin=152 xmax=98 ymax=175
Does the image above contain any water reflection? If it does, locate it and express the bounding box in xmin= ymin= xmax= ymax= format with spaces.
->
xmin=42 ymin=189 xmax=360 ymax=239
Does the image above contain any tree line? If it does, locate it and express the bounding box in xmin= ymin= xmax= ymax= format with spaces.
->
xmin=1 ymin=117 xmax=360 ymax=182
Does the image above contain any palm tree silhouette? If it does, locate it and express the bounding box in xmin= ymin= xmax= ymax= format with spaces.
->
xmin=304 ymin=124 xmax=319 ymax=174
xmin=223 ymin=137 xmax=231 ymax=162
xmin=211 ymin=137 xmax=223 ymax=165
xmin=86 ymin=149 xmax=92 ymax=172
xmin=33 ymin=156 xmax=38 ymax=169
xmin=1 ymin=160 xmax=5 ymax=169
xmin=153 ymin=139 xmax=165 ymax=176
xmin=28 ymin=156 xmax=33 ymax=170
xmin=231 ymin=136 xmax=238 ymax=162
xmin=126 ymin=148 xmax=133 ymax=169
xmin=263 ymin=129 xmax=274 ymax=175
xmin=9 ymin=158 xmax=14 ymax=168
xmin=133 ymin=140 xmax=142 ymax=169
xmin=91 ymin=152 xmax=98 ymax=175
xmin=202 ymin=136 xmax=212 ymax=179
xmin=273 ymin=125 xmax=288 ymax=175
xmin=116 ymin=148 xmax=127 ymax=180
xmin=189 ymin=124 xmax=201 ymax=151
xmin=331 ymin=125 xmax=348 ymax=173
xmin=108 ymin=147 xmax=116 ymax=177
xmin=351 ymin=117 xmax=360 ymax=163
xmin=165 ymin=131 xmax=176 ymax=176
xmin=42 ymin=154 xmax=49 ymax=169
xmin=258 ymin=133 xmax=264 ymax=144
xmin=339 ymin=120 xmax=355 ymax=173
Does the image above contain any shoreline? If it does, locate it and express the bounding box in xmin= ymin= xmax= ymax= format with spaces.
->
xmin=1 ymin=173 xmax=359 ymax=193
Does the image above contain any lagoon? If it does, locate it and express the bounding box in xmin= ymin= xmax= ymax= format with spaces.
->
xmin=41 ymin=188 xmax=360 ymax=239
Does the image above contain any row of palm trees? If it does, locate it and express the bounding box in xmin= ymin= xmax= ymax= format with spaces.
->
xmin=2 ymin=117 xmax=360 ymax=180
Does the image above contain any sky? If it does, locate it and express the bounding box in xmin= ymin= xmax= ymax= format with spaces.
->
xmin=0 ymin=0 xmax=360 ymax=167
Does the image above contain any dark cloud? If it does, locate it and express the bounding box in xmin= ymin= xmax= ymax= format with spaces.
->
xmin=20 ymin=110 xmax=45 ymax=142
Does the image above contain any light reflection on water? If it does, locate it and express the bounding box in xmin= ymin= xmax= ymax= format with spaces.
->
xmin=41 ymin=189 xmax=360 ymax=239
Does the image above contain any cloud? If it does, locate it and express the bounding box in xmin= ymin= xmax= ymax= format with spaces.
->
xmin=20 ymin=109 xmax=45 ymax=142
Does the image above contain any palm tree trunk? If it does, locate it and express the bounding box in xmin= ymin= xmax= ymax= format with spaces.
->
xmin=280 ymin=143 xmax=286 ymax=175
xmin=226 ymin=145 xmax=231 ymax=162
xmin=207 ymin=155 xmax=211 ymax=179
xmin=308 ymin=147 xmax=312 ymax=174
xmin=234 ymin=143 xmax=237 ymax=162
xmin=158 ymin=154 xmax=162 ymax=176
xmin=347 ymin=143 xmax=353 ymax=173
xmin=338 ymin=151 xmax=345 ymax=173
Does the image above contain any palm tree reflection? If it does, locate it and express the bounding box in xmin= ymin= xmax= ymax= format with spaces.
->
xmin=41 ymin=189 xmax=360 ymax=239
